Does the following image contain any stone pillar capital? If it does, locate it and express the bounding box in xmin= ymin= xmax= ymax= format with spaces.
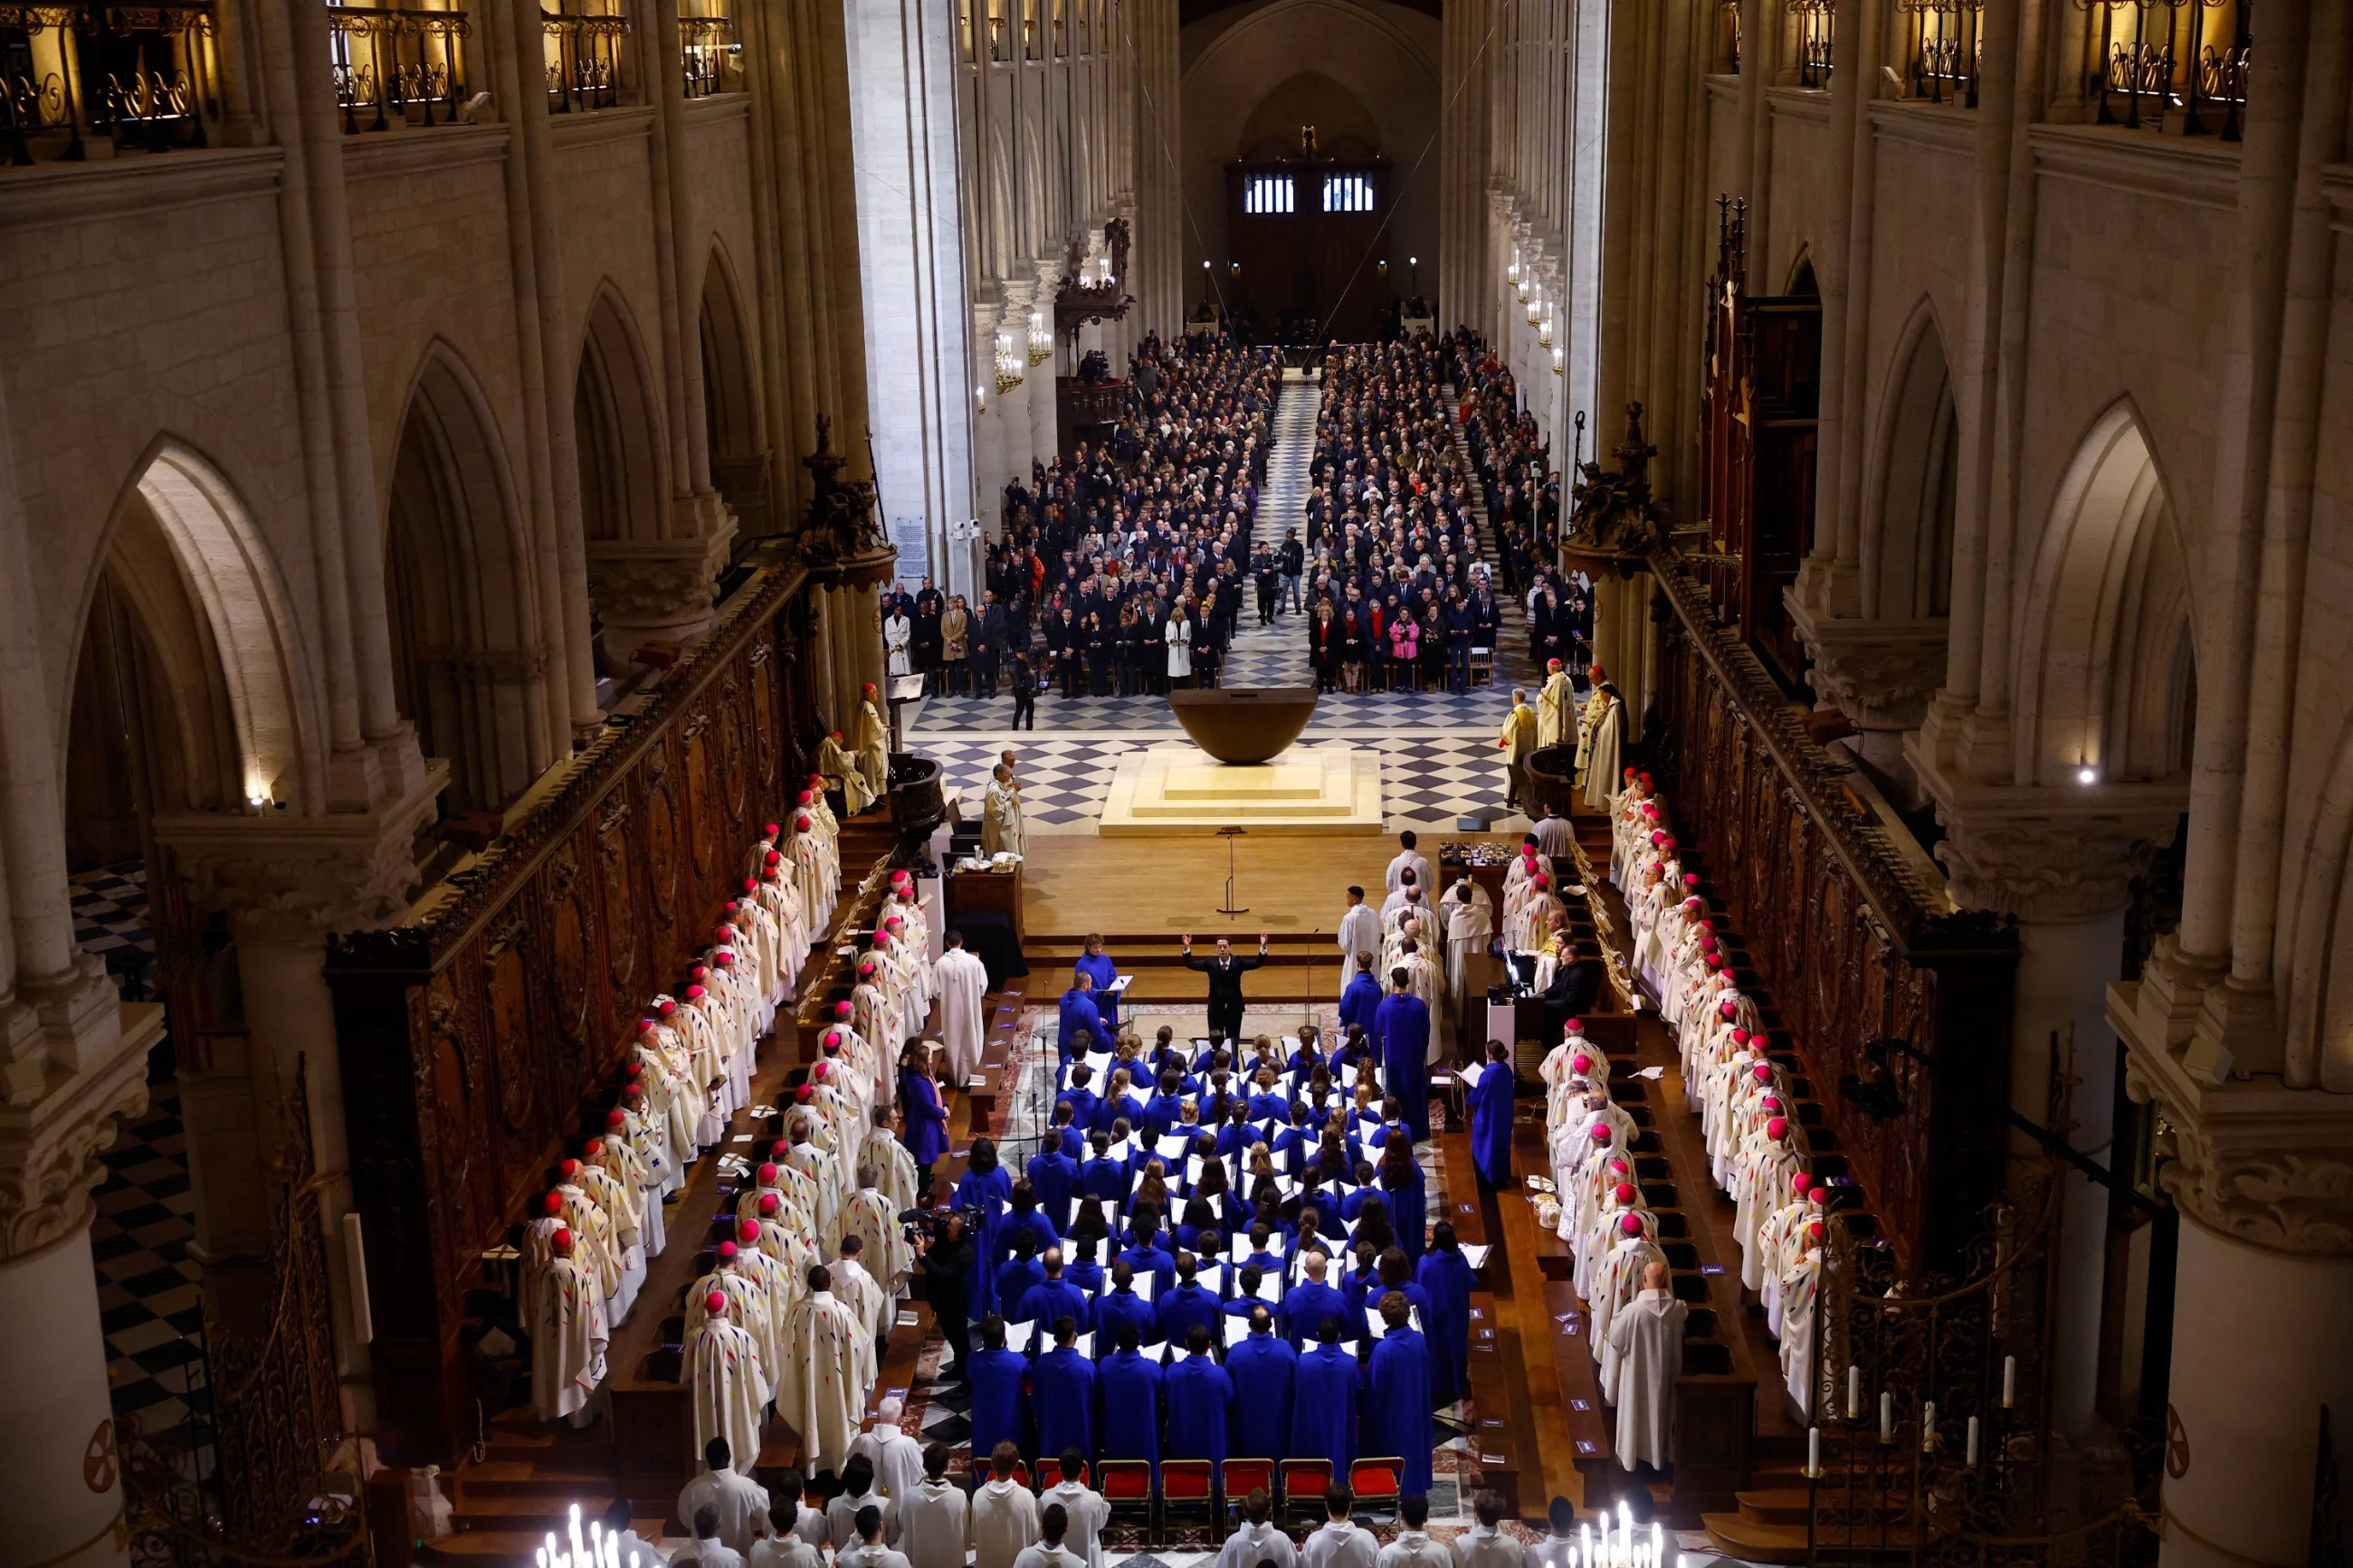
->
xmin=586 ymin=524 xmax=737 ymax=651
xmin=1916 ymin=773 xmax=2185 ymax=923
xmin=1784 ymin=603 xmax=1946 ymax=733
xmin=152 ymin=766 xmax=444 ymax=943
xmin=2120 ymin=1038 xmax=2353 ymax=1255
xmin=0 ymin=992 xmax=158 ymax=1260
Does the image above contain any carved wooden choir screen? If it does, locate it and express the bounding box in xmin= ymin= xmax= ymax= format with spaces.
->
xmin=327 ymin=565 xmax=822 ymax=1465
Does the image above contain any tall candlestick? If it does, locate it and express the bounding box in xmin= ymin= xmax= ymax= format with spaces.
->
xmin=1967 ymin=1414 xmax=1981 ymax=1466
xmin=1848 ymin=1364 xmax=1862 ymax=1420
xmin=1923 ymin=1400 xmax=1938 ymax=1450
xmin=1653 ymin=1523 xmax=1662 ymax=1565
xmin=1880 ymin=1389 xmax=1893 ymax=1442
xmin=1807 ymin=1425 xmax=1822 ymax=1478
xmin=2003 ymin=1354 xmax=2016 ymax=1409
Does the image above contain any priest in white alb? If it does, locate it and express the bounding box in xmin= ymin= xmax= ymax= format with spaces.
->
xmin=776 ymin=1262 xmax=878 ymax=1478
xmin=983 ymin=764 xmax=1024 ymax=858
xmin=936 ymin=928 xmax=990 ymax=1086
xmin=1603 ymin=1259 xmax=1685 ymax=1472
xmin=686 ymin=1289 xmax=767 ymax=1475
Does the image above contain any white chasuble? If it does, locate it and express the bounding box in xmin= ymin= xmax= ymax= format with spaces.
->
xmin=777 ymin=1290 xmax=876 ymax=1477
xmin=688 ymin=1316 xmax=769 ymax=1476
xmin=532 ymin=1254 xmax=609 ymax=1421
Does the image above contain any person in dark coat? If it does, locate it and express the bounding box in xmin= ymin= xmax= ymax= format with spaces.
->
xmin=915 ymin=1212 xmax=976 ymax=1375
xmin=1179 ymin=933 xmax=1269 ymax=1046
xmin=1541 ymin=940 xmax=1608 ymax=1038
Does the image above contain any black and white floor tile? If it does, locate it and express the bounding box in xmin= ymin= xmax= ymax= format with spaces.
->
xmin=71 ymin=860 xmax=159 ymax=1001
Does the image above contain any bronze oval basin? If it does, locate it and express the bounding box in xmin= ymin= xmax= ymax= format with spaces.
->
xmin=1168 ymin=686 xmax=1319 ymax=765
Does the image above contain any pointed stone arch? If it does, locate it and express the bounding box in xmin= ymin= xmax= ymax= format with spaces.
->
xmin=574 ymin=283 xmax=669 ymax=546
xmin=2012 ymin=397 xmax=2196 ymax=789
xmin=697 ymin=243 xmax=769 ymax=534
xmin=384 ymin=342 xmax=551 ymax=811
xmin=1861 ymin=299 xmax=1958 ymax=623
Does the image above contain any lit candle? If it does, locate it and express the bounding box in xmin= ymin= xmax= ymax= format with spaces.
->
xmin=1923 ymin=1400 xmax=1938 ymax=1450
xmin=1848 ymin=1364 xmax=1862 ymax=1420
xmin=538 ymin=1550 xmax=551 ymax=1568
xmin=1808 ymin=1425 xmax=1822 ymax=1476
xmin=1653 ymin=1523 xmax=1662 ymax=1564
xmin=1880 ymin=1389 xmax=1893 ymax=1442
xmin=2003 ymin=1354 xmax=2016 ymax=1409
xmin=1967 ymin=1414 xmax=1981 ymax=1466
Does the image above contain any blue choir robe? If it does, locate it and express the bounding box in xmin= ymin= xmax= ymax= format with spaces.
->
xmin=901 ymin=1069 xmax=949 ymax=1166
xmin=1338 ymin=973 xmax=1382 ymax=1036
xmin=1156 ymin=1281 xmax=1223 ymax=1349
xmin=1080 ymin=1155 xmax=1132 ymax=1204
xmin=1141 ymin=1092 xmax=1189 ymax=1139
xmin=1415 ymin=1248 xmax=1474 ymax=1407
xmin=1116 ymin=1241 xmax=1176 ymax=1300
xmin=1016 ymin=1278 xmax=1094 ymax=1338
xmin=1032 ymin=1344 xmax=1096 ymax=1462
xmin=1096 ymin=1288 xmax=1157 ymax=1352
xmin=1064 ymin=1259 xmax=1105 ymax=1297
xmin=956 ymin=1164 xmax=1015 ymax=1314
xmin=1027 ymin=1150 xmax=1081 ymax=1231
xmin=993 ymin=1257 xmax=1045 ymax=1318
xmin=1058 ymin=989 xmax=1105 ymax=1059
xmin=1376 ymin=1168 xmax=1427 ymax=1261
xmin=1372 ymin=993 xmax=1433 ymax=1141
xmin=1099 ymin=1350 xmax=1165 ymax=1474
xmin=1073 ymin=953 xmax=1120 ymax=1033
xmin=1057 ymin=1087 xmax=1104 ymax=1135
xmin=1366 ymin=1328 xmax=1434 ymax=1493
xmin=1004 ymin=1207 xmax=1061 ymax=1261
xmin=1225 ymin=1333 xmax=1298 ymax=1459
xmin=1163 ymin=1355 xmax=1234 ymax=1468
xmin=968 ymin=1345 xmax=1031 ymax=1461
xmin=1290 ymin=1343 xmax=1359 ymax=1470
xmin=1246 ymin=1091 xmax=1291 ymax=1122
xmin=1467 ymin=1064 xmax=1514 ymax=1187
xmin=1281 ymin=1281 xmax=1350 ymax=1348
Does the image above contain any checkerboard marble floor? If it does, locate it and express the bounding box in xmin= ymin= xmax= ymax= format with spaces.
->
xmin=69 ymin=860 xmax=214 ymax=1476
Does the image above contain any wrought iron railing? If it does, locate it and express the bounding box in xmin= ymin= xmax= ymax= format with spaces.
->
xmin=1793 ymin=0 xmax=1834 ymax=88
xmin=1 ymin=1 xmax=219 ymax=165
xmin=327 ymin=2 xmax=470 ymax=133
xmin=1903 ymin=0 xmax=1981 ymax=105
xmin=677 ymin=4 xmax=736 ymax=98
xmin=2074 ymin=0 xmax=2249 ymax=138
xmin=542 ymin=2 xmax=624 ymax=112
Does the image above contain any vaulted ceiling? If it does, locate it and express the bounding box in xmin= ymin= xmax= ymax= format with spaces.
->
xmin=1179 ymin=0 xmax=1442 ymax=24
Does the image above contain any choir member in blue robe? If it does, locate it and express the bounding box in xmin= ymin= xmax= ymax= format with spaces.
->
xmin=1057 ymin=1066 xmax=1104 ymax=1136
xmin=1374 ymin=1250 xmax=1435 ymax=1378
xmin=1062 ymin=1236 xmax=1106 ymax=1297
xmin=1162 ymin=1326 xmax=1234 ymax=1474
xmin=1240 ymin=1227 xmax=1287 ymax=1278
xmin=1372 ymin=975 xmax=1433 ymax=1141
xmin=1290 ymin=1319 xmax=1359 ymax=1471
xmin=1015 ymin=1250 xmax=1093 ymax=1339
xmin=1373 ymin=1142 xmax=1426 ymax=1263
xmin=1364 ymin=1293 xmax=1434 ymax=1493
xmin=1118 ymin=1220 xmax=1177 ymax=1298
xmin=1222 ymin=1265 xmax=1274 ymax=1324
xmin=1282 ymin=1250 xmax=1348 ymax=1348
xmin=1330 ymin=1024 xmax=1375 ymax=1079
xmin=1225 ymin=1307 xmax=1297 ymax=1459
xmin=1028 ymin=1135 xmax=1081 ymax=1231
xmin=1466 ymin=1039 xmax=1515 ymax=1189
xmin=1338 ymin=965 xmax=1383 ymax=1038
xmin=1415 ymin=1222 xmax=1474 ymax=1408
xmin=900 ymin=1050 xmax=949 ymax=1188
xmin=1142 ymin=1075 xmax=1190 ymax=1140
xmin=956 ymin=1139 xmax=1015 ymax=1314
xmin=1073 ymin=936 xmax=1121 ymax=1035
xmin=1080 ymin=1132 xmax=1131 ymax=1205
xmin=1031 ymin=1316 xmax=1096 ymax=1461
xmin=993 ymin=1234 xmax=1046 ymax=1322
xmin=1156 ymin=1256 xmax=1223 ymax=1348
xmin=1245 ymin=1070 xmax=1290 ymax=1123
xmin=967 ymin=1316 xmax=1031 ymax=1462
xmin=1098 ymin=1322 xmax=1165 ymax=1478
xmin=1002 ymin=1182 xmax=1061 ymax=1260
xmin=1059 ymin=977 xmax=1105 ymax=1065
xmin=1096 ymin=1260 xmax=1157 ymax=1353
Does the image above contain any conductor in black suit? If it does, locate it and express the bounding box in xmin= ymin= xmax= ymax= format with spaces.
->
xmin=1180 ymin=932 xmax=1269 ymax=1045
xmin=1542 ymin=938 xmax=1609 ymax=1037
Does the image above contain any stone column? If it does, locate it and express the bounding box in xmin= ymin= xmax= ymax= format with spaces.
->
xmin=0 ymin=972 xmax=150 ymax=1568
xmin=2120 ymin=1036 xmax=2353 ymax=1568
xmin=1030 ymin=261 xmax=1063 ymax=469
xmin=1928 ymin=782 xmax=2185 ymax=1440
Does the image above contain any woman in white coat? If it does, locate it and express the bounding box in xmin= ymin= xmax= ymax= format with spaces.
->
xmin=1165 ymin=606 xmax=1195 ymax=688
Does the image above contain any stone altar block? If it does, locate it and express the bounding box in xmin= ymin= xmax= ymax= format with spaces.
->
xmin=1099 ymin=743 xmax=1384 ymax=835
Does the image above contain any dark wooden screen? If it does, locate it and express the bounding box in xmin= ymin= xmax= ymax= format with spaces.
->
xmin=1649 ymin=561 xmax=2015 ymax=1271
xmin=326 ymin=567 xmax=824 ymax=1465
xmin=1698 ymin=199 xmax=1821 ymax=688
xmin=1223 ymin=157 xmax=1392 ymax=344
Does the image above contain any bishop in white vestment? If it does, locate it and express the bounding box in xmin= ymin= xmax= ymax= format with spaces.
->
xmin=776 ymin=1266 xmax=878 ymax=1478
xmin=686 ymin=1291 xmax=768 ymax=1476
xmin=532 ymin=1230 xmax=608 ymax=1424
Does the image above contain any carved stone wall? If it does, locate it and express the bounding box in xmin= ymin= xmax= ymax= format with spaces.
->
xmin=325 ymin=568 xmax=822 ymax=1465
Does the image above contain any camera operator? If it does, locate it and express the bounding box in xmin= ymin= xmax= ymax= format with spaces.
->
xmin=910 ymin=1209 xmax=976 ymax=1377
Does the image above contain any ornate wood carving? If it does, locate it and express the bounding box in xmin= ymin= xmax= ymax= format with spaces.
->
xmin=325 ymin=566 xmax=823 ymax=1466
xmin=1649 ymin=558 xmax=2015 ymax=1269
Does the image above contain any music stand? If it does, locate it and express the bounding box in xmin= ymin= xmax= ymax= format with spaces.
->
xmin=1215 ymin=825 xmax=1249 ymax=915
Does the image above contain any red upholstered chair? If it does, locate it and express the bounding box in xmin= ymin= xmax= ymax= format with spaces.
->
xmin=1097 ymin=1459 xmax=1155 ymax=1538
xmin=1349 ymin=1458 xmax=1405 ymax=1522
xmin=1221 ymin=1459 xmax=1275 ymax=1525
xmin=1160 ymin=1459 xmax=1216 ymax=1537
xmin=1034 ymin=1457 xmax=1079 ymax=1492
xmin=1277 ymin=1459 xmax=1331 ymax=1528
